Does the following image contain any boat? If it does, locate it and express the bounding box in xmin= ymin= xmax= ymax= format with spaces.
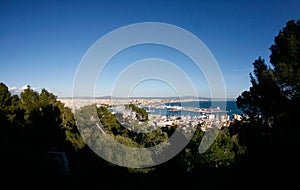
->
xmin=166 ymin=105 xmax=182 ymax=112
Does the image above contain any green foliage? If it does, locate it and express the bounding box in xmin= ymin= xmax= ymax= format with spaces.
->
xmin=237 ymin=57 xmax=284 ymax=123
xmin=80 ymin=128 xmax=154 ymax=168
xmin=65 ymin=129 xmax=85 ymax=150
xmin=114 ymin=134 xmax=141 ymax=148
xmin=237 ymin=20 xmax=300 ymax=126
xmin=126 ymin=104 xmax=148 ymax=121
xmin=76 ymin=103 xmax=242 ymax=172
xmin=75 ymin=104 xmax=176 ymax=172
xmin=96 ymin=105 xmax=124 ymax=135
xmin=179 ymin=126 xmax=240 ymax=172
xmin=0 ymin=82 xmax=11 ymax=111
xmin=135 ymin=127 xmax=169 ymax=147
xmin=61 ymin=105 xmax=85 ymax=150
xmin=76 ymin=104 xmax=169 ymax=168
xmin=1 ymin=81 xmax=247 ymax=177
xmin=237 ymin=19 xmax=300 ymax=146
xmin=270 ymin=20 xmax=300 ymax=98
xmin=0 ymin=83 xmax=13 ymax=127
xmin=79 ymin=104 xmax=168 ymax=148
xmin=20 ymin=86 xmax=40 ymax=112
xmin=198 ymin=129 xmax=235 ymax=167
xmin=75 ymin=104 xmax=99 ymax=128
xmin=234 ymin=19 xmax=300 ymax=183
xmin=0 ymin=83 xmax=84 ymax=151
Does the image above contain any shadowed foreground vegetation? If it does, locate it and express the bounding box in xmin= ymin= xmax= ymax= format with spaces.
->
xmin=1 ymin=19 xmax=299 ymax=189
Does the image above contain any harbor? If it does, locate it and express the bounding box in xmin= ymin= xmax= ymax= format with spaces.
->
xmin=58 ymin=97 xmax=242 ymax=132
xmin=103 ymin=100 xmax=236 ymax=132
xmin=147 ymin=104 xmax=228 ymax=114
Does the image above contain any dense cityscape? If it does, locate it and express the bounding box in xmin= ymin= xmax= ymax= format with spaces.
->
xmin=59 ymin=97 xmax=240 ymax=131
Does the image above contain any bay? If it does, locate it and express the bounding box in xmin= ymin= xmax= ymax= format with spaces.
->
xmin=145 ymin=101 xmax=243 ymax=119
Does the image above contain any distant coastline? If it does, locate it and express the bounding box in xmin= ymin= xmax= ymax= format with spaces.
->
xmin=58 ymin=97 xmax=239 ymax=116
xmin=58 ymin=96 xmax=236 ymax=101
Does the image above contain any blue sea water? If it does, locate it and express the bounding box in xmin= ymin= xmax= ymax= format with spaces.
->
xmin=146 ymin=101 xmax=242 ymax=119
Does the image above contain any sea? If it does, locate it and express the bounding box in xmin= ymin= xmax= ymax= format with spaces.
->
xmin=145 ymin=101 xmax=243 ymax=119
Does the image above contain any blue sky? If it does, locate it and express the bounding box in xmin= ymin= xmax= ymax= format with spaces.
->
xmin=1 ymin=0 xmax=299 ymax=98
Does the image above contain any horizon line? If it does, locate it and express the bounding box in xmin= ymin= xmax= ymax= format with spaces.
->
xmin=58 ymin=96 xmax=236 ymax=100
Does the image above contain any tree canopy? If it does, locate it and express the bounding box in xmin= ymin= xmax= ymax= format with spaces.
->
xmin=0 ymin=83 xmax=84 ymax=178
xmin=234 ymin=19 xmax=300 ymax=187
xmin=237 ymin=19 xmax=300 ymax=133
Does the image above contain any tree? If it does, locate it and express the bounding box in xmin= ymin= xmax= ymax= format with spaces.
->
xmin=127 ymin=104 xmax=148 ymax=121
xmin=177 ymin=126 xmax=241 ymax=173
xmin=237 ymin=57 xmax=284 ymax=125
xmin=0 ymin=82 xmax=84 ymax=152
xmin=75 ymin=104 xmax=154 ymax=169
xmin=61 ymin=105 xmax=85 ymax=150
xmin=270 ymin=20 xmax=300 ymax=99
xmin=96 ymin=105 xmax=123 ymax=135
xmin=0 ymin=82 xmax=11 ymax=111
xmin=0 ymin=83 xmax=11 ymax=128
xmin=135 ymin=127 xmax=168 ymax=147
xmin=237 ymin=19 xmax=300 ymax=132
xmin=235 ymin=19 xmax=300 ymax=185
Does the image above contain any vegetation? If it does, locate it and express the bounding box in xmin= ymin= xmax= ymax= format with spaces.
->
xmin=0 ymin=84 xmax=84 ymax=181
xmin=1 ymin=19 xmax=299 ymax=188
xmin=236 ymin=19 xmax=300 ymax=145
xmin=234 ymin=19 xmax=300 ymax=186
xmin=126 ymin=103 xmax=148 ymax=121
xmin=0 ymin=82 xmax=241 ymax=186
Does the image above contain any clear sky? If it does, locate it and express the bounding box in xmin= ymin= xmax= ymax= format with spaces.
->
xmin=1 ymin=0 xmax=299 ymax=98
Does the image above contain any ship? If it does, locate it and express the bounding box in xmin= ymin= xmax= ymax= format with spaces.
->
xmin=166 ymin=105 xmax=182 ymax=112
